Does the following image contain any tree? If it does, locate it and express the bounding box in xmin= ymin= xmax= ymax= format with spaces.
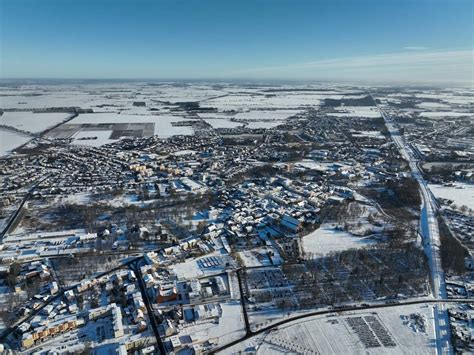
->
xmin=6 ymin=262 xmax=21 ymax=288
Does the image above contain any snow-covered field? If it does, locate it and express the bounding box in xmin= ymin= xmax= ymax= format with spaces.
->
xmin=0 ymin=111 xmax=73 ymax=133
xmin=54 ymin=192 xmax=92 ymax=205
xmin=230 ymin=303 xmax=436 ymax=354
xmin=66 ymin=112 xmax=193 ymax=146
xmin=0 ymin=129 xmax=31 ymax=156
xmin=72 ymin=130 xmax=116 ymax=147
xmin=152 ymin=85 xmax=227 ymax=103
xmin=416 ymin=102 xmax=450 ymax=109
xmin=428 ymin=183 xmax=474 ymax=210
xmin=232 ymin=109 xmax=301 ymax=128
xmin=295 ymin=160 xmax=350 ymax=172
xmin=0 ymin=83 xmax=225 ymax=110
xmin=204 ymin=118 xmax=243 ymax=129
xmin=414 ymin=93 xmax=474 ymax=106
xmin=419 ymin=111 xmax=473 ymax=119
xmin=352 ymin=130 xmax=385 ymax=139
xmin=302 ymin=223 xmax=375 ymax=256
xmin=70 ymin=113 xmax=192 ymax=136
xmin=328 ymin=106 xmax=381 ymax=118
xmin=199 ymin=109 xmax=301 ymax=129
xmin=205 ymin=93 xmax=322 ymax=111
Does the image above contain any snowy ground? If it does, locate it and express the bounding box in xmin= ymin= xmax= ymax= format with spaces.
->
xmin=64 ymin=112 xmax=193 ymax=146
xmin=0 ymin=129 xmax=31 ymax=156
xmin=69 ymin=113 xmax=193 ymax=136
xmin=352 ymin=130 xmax=386 ymax=139
xmin=428 ymin=183 xmax=474 ymax=210
xmin=201 ymin=118 xmax=243 ymax=129
xmin=302 ymin=223 xmax=375 ymax=256
xmin=413 ymin=93 xmax=474 ymax=106
xmin=237 ymin=248 xmax=273 ymax=267
xmin=72 ymin=130 xmax=116 ymax=147
xmin=54 ymin=192 xmax=93 ymax=205
xmin=170 ymin=251 xmax=230 ymax=279
xmin=178 ymin=301 xmax=245 ymax=348
xmin=0 ymin=111 xmax=73 ymax=133
xmin=224 ymin=303 xmax=436 ymax=354
xmin=295 ymin=160 xmax=350 ymax=172
xmin=419 ymin=111 xmax=473 ymax=119
xmin=205 ymin=93 xmax=322 ymax=111
xmin=327 ymin=106 xmax=381 ymax=118
xmin=416 ymin=102 xmax=451 ymax=109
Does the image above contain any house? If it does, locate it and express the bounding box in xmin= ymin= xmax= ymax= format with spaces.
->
xmin=49 ymin=281 xmax=59 ymax=295
xmin=465 ymin=256 xmax=474 ymax=270
xmin=163 ymin=318 xmax=177 ymax=336
xmin=279 ymin=214 xmax=301 ymax=234
xmin=156 ymin=284 xmax=178 ymax=303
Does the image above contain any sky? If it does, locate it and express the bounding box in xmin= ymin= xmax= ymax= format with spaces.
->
xmin=0 ymin=0 xmax=473 ymax=84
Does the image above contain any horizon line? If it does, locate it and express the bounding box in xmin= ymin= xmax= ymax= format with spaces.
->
xmin=0 ymin=77 xmax=471 ymax=88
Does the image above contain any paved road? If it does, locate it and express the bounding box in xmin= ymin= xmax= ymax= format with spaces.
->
xmin=129 ymin=259 xmax=166 ymax=354
xmin=211 ymin=298 xmax=473 ymax=354
xmin=0 ymin=174 xmax=51 ymax=240
xmin=376 ymin=104 xmax=452 ymax=354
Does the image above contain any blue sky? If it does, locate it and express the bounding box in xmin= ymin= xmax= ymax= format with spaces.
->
xmin=0 ymin=0 xmax=472 ymax=84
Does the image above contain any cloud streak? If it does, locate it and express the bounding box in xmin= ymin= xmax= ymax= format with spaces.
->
xmin=229 ymin=49 xmax=473 ymax=84
xmin=403 ymin=46 xmax=430 ymax=51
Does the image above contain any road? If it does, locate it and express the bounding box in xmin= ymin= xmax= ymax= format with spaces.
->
xmin=211 ymin=298 xmax=473 ymax=354
xmin=0 ymin=174 xmax=51 ymax=240
xmin=0 ymin=255 xmax=142 ymax=341
xmin=236 ymin=269 xmax=251 ymax=336
xmin=129 ymin=259 xmax=166 ymax=354
xmin=376 ymin=104 xmax=452 ymax=354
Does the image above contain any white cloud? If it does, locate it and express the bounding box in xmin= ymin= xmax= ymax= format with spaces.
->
xmin=229 ymin=49 xmax=473 ymax=85
xmin=404 ymin=46 xmax=429 ymax=51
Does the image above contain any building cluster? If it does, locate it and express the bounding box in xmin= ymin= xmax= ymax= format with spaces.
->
xmin=11 ymin=263 xmax=158 ymax=353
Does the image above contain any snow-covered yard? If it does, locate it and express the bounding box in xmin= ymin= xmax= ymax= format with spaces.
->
xmin=170 ymin=251 xmax=230 ymax=280
xmin=178 ymin=301 xmax=245 ymax=348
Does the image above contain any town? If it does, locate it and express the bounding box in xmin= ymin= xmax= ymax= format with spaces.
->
xmin=0 ymin=82 xmax=472 ymax=354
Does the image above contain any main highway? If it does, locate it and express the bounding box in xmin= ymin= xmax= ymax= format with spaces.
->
xmin=376 ymin=103 xmax=452 ymax=355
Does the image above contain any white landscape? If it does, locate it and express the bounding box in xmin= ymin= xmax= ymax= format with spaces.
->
xmin=0 ymin=112 xmax=73 ymax=133
xmin=228 ymin=303 xmax=436 ymax=354
xmin=0 ymin=82 xmax=472 ymax=355
xmin=419 ymin=111 xmax=473 ymax=119
xmin=302 ymin=223 xmax=375 ymax=256
xmin=1 ymin=0 xmax=473 ymax=353
xmin=67 ymin=112 xmax=193 ymax=146
xmin=428 ymin=183 xmax=474 ymax=210
xmin=328 ymin=106 xmax=381 ymax=118
xmin=0 ymin=129 xmax=31 ymax=156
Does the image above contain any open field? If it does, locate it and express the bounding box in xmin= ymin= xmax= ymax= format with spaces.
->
xmin=429 ymin=183 xmax=474 ymax=210
xmin=0 ymin=112 xmax=73 ymax=133
xmin=327 ymin=106 xmax=381 ymax=118
xmin=0 ymin=129 xmax=30 ymax=156
xmin=45 ymin=112 xmax=193 ymax=145
xmin=242 ymin=303 xmax=436 ymax=355
xmin=302 ymin=223 xmax=376 ymax=256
